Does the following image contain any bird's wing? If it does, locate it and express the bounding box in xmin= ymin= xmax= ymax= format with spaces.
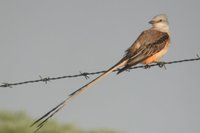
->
xmin=117 ymin=30 xmax=169 ymax=74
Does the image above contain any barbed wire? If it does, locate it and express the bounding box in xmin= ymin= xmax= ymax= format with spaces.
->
xmin=1 ymin=55 xmax=200 ymax=88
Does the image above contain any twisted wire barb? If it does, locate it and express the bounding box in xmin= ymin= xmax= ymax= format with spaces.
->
xmin=1 ymin=56 xmax=200 ymax=88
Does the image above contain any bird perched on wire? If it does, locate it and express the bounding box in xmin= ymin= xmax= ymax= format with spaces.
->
xmin=31 ymin=14 xmax=170 ymax=132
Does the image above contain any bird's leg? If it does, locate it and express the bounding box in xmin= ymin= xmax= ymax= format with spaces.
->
xmin=155 ymin=61 xmax=166 ymax=69
xmin=144 ymin=64 xmax=151 ymax=69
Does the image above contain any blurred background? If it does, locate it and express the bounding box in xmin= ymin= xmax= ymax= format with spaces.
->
xmin=0 ymin=1 xmax=200 ymax=133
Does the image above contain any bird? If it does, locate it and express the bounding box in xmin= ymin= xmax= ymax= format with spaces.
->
xmin=31 ymin=14 xmax=170 ymax=132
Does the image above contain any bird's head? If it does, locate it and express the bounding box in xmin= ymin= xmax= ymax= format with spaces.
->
xmin=149 ymin=14 xmax=170 ymax=33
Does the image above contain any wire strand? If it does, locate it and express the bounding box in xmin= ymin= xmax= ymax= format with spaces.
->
xmin=1 ymin=56 xmax=200 ymax=88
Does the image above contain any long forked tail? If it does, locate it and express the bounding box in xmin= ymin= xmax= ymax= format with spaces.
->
xmin=31 ymin=60 xmax=126 ymax=132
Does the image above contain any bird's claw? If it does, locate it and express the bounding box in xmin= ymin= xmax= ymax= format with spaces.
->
xmin=156 ymin=61 xmax=166 ymax=69
xmin=144 ymin=64 xmax=151 ymax=69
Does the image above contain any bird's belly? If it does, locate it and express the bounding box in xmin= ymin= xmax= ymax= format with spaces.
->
xmin=142 ymin=43 xmax=169 ymax=64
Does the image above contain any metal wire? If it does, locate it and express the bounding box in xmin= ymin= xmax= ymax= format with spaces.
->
xmin=1 ymin=56 xmax=200 ymax=88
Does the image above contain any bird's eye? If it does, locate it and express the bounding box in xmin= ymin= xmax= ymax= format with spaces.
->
xmin=159 ymin=19 xmax=162 ymax=22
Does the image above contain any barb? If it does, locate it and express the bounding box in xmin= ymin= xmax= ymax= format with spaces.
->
xmin=1 ymin=56 xmax=200 ymax=88
xmin=39 ymin=76 xmax=51 ymax=84
xmin=1 ymin=83 xmax=13 ymax=88
xmin=79 ymin=71 xmax=90 ymax=79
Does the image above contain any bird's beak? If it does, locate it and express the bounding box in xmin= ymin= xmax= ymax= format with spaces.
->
xmin=148 ymin=20 xmax=154 ymax=24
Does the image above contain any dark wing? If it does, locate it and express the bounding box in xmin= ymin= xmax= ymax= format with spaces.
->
xmin=117 ymin=30 xmax=169 ymax=74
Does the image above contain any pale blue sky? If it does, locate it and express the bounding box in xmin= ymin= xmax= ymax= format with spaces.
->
xmin=0 ymin=1 xmax=200 ymax=133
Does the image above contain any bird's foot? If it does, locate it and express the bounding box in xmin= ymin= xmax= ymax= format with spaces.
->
xmin=144 ymin=64 xmax=151 ymax=69
xmin=156 ymin=61 xmax=166 ymax=69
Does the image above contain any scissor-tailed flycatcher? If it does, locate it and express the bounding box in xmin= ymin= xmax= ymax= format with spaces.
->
xmin=32 ymin=14 xmax=170 ymax=132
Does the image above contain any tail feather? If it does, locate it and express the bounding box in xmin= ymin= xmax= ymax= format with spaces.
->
xmin=31 ymin=60 xmax=126 ymax=132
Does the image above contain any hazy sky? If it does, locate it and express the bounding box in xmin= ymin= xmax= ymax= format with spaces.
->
xmin=0 ymin=1 xmax=200 ymax=133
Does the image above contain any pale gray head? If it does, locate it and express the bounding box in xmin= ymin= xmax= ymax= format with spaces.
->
xmin=149 ymin=14 xmax=170 ymax=33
